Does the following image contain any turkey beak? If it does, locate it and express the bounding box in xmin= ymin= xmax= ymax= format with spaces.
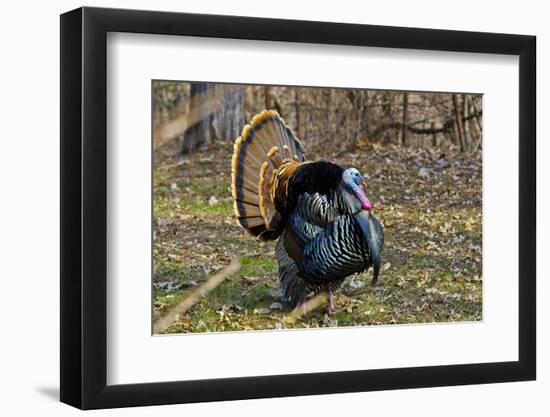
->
xmin=354 ymin=211 xmax=381 ymax=285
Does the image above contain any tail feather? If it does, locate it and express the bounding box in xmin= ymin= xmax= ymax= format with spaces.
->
xmin=238 ymin=215 xmax=265 ymax=228
xmin=231 ymin=110 xmax=306 ymax=240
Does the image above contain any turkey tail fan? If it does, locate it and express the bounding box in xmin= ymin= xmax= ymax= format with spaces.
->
xmin=231 ymin=110 xmax=306 ymax=241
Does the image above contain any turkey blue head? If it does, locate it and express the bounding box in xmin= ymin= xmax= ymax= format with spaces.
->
xmin=342 ymin=167 xmax=373 ymax=211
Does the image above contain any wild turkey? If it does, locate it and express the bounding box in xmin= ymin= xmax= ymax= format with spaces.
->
xmin=231 ymin=110 xmax=384 ymax=313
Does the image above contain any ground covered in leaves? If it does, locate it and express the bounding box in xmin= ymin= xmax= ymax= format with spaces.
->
xmin=153 ymin=142 xmax=482 ymax=333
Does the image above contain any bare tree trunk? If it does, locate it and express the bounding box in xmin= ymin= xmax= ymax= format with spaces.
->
xmin=463 ymin=95 xmax=472 ymax=151
xmin=328 ymin=89 xmax=336 ymax=131
xmin=448 ymin=123 xmax=457 ymax=148
xmin=401 ymin=92 xmax=409 ymax=146
xmin=218 ymin=88 xmax=245 ymax=142
xmin=452 ymin=94 xmax=466 ymax=152
xmin=294 ymin=88 xmax=301 ymax=138
xmin=181 ymin=83 xmax=244 ymax=154
xmin=431 ymin=122 xmax=437 ymax=147
xmin=181 ymin=83 xmax=214 ymax=154
xmin=302 ymin=92 xmax=308 ymax=141
xmin=382 ymin=92 xmax=394 ymax=145
xmin=469 ymin=95 xmax=483 ymax=151
xmin=361 ymin=91 xmax=370 ymax=137
xmin=264 ymin=86 xmax=270 ymax=109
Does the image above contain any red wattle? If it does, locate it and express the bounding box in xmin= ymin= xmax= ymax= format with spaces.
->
xmin=361 ymin=195 xmax=373 ymax=210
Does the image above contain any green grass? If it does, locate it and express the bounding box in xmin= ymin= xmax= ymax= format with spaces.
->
xmin=188 ymin=200 xmax=233 ymax=217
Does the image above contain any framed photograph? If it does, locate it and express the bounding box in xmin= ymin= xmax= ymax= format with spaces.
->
xmin=60 ymin=6 xmax=536 ymax=409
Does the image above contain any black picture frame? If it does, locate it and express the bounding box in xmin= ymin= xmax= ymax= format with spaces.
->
xmin=60 ymin=6 xmax=536 ymax=410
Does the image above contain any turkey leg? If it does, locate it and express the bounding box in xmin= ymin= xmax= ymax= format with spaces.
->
xmin=325 ymin=284 xmax=335 ymax=314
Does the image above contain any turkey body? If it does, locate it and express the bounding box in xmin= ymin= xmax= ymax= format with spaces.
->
xmin=231 ymin=110 xmax=384 ymax=309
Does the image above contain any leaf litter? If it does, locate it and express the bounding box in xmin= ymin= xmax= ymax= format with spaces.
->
xmin=153 ymin=142 xmax=482 ymax=333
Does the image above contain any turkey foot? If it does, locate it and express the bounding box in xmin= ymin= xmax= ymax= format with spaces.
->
xmin=325 ymin=284 xmax=335 ymax=315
